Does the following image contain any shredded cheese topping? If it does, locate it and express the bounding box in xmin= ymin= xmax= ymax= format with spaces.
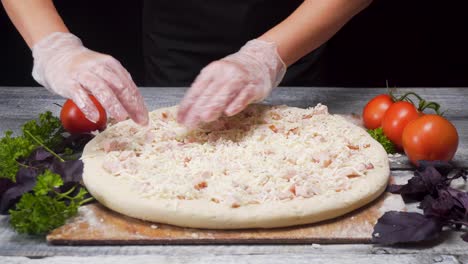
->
xmin=88 ymin=104 xmax=383 ymax=208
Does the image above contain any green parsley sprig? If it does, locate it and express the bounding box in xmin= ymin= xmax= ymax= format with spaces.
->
xmin=9 ymin=170 xmax=93 ymax=235
xmin=367 ymin=127 xmax=396 ymax=154
xmin=0 ymin=111 xmax=64 ymax=181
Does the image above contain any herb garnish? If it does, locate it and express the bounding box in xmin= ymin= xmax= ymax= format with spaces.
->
xmin=0 ymin=111 xmax=64 ymax=181
xmin=0 ymin=111 xmax=95 ymax=235
xmin=367 ymin=127 xmax=396 ymax=154
xmin=373 ymin=161 xmax=468 ymax=244
xmin=9 ymin=170 xmax=92 ymax=235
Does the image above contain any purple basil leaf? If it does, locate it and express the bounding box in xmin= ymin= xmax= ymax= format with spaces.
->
xmin=0 ymin=178 xmax=14 ymax=197
xmin=0 ymin=178 xmax=15 ymax=214
xmin=417 ymin=160 xmax=453 ymax=176
xmin=421 ymin=190 xmax=462 ymax=220
xmin=462 ymin=232 xmax=468 ymax=243
xmin=419 ymin=167 xmax=444 ymax=191
xmin=48 ymin=159 xmax=83 ymax=185
xmin=18 ymin=148 xmax=55 ymax=170
xmin=54 ymin=133 xmax=94 ymax=153
xmin=32 ymin=147 xmax=53 ymax=161
xmin=388 ymin=174 xmax=429 ymax=201
xmin=388 ymin=165 xmax=446 ymax=202
xmin=0 ymin=168 xmax=38 ymax=214
xmin=446 ymin=187 xmax=468 ymax=218
xmin=372 ymin=211 xmax=443 ymax=245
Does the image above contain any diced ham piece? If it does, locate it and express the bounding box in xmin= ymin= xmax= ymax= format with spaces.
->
xmin=257 ymin=133 xmax=267 ymax=141
xmin=347 ymin=144 xmax=360 ymax=150
xmin=102 ymin=160 xmax=120 ymax=174
xmin=289 ymin=184 xmax=296 ymax=195
xmin=278 ymin=191 xmax=294 ymax=200
xmin=122 ymin=158 xmax=139 ymax=174
xmin=183 ymin=156 xmax=192 ymax=165
xmin=264 ymin=149 xmax=275 ymax=155
xmin=194 ymin=181 xmax=208 ymax=190
xmin=269 ymin=125 xmax=278 ymax=133
xmin=337 ymin=167 xmax=360 ymax=178
xmin=145 ymin=130 xmax=156 ymax=143
xmin=102 ymin=139 xmax=128 ymax=152
xmin=295 ymin=185 xmax=315 ymax=198
xmin=129 ymin=127 xmax=138 ymax=134
xmin=355 ymin=163 xmax=366 ymax=172
xmin=355 ymin=163 xmax=375 ymax=172
xmin=118 ymin=150 xmax=135 ymax=161
xmin=225 ymin=194 xmax=241 ymax=208
xmin=283 ymin=169 xmax=297 ymax=180
xmin=287 ymin=127 xmax=300 ymax=136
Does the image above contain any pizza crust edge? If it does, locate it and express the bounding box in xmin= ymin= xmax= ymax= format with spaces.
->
xmin=82 ymin=106 xmax=390 ymax=229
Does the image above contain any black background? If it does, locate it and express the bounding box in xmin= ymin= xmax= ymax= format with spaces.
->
xmin=1 ymin=0 xmax=467 ymax=87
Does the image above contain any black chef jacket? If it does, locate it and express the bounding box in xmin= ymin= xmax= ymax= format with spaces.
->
xmin=142 ymin=0 xmax=326 ymax=86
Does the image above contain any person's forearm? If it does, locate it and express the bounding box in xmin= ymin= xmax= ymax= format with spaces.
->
xmin=259 ymin=0 xmax=372 ymax=66
xmin=2 ymin=0 xmax=68 ymax=48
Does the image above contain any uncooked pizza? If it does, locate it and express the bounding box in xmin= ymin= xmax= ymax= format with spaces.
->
xmin=82 ymin=104 xmax=389 ymax=229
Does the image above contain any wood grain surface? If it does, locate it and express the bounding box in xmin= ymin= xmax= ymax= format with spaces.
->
xmin=0 ymin=254 xmax=461 ymax=264
xmin=46 ymin=192 xmax=405 ymax=245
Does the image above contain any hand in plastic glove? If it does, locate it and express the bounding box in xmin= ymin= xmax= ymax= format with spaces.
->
xmin=32 ymin=32 xmax=149 ymax=125
xmin=177 ymin=39 xmax=286 ymax=128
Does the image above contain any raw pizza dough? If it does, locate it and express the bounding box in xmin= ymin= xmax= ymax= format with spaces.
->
xmin=82 ymin=104 xmax=390 ymax=229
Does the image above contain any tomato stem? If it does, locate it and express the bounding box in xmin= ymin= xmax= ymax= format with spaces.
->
xmin=419 ymin=101 xmax=442 ymax=115
xmin=394 ymin=91 xmax=442 ymax=115
xmin=397 ymin=92 xmax=423 ymax=102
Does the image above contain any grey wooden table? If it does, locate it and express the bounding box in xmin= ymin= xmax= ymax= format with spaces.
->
xmin=0 ymin=87 xmax=467 ymax=264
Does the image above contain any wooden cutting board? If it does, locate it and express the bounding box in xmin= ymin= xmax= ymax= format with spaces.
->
xmin=47 ymin=190 xmax=405 ymax=245
xmin=47 ymin=114 xmax=402 ymax=245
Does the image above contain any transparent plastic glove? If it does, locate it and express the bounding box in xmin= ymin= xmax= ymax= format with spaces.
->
xmin=32 ymin=32 xmax=149 ymax=125
xmin=177 ymin=39 xmax=286 ymax=128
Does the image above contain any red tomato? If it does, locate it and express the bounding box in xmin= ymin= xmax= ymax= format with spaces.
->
xmin=60 ymin=95 xmax=107 ymax=134
xmin=402 ymin=115 xmax=458 ymax=165
xmin=382 ymin=101 xmax=420 ymax=148
xmin=362 ymin=94 xmax=394 ymax=129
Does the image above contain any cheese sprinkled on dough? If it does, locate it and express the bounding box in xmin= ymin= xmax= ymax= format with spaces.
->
xmin=87 ymin=104 xmax=383 ymax=208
